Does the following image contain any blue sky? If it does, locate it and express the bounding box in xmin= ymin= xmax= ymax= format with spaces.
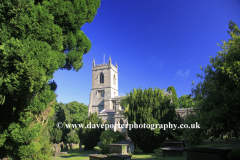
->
xmin=53 ymin=0 xmax=240 ymax=105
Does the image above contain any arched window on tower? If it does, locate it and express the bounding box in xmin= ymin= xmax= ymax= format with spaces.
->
xmin=120 ymin=119 xmax=124 ymax=128
xmin=113 ymin=74 xmax=116 ymax=85
xmin=100 ymin=72 xmax=104 ymax=83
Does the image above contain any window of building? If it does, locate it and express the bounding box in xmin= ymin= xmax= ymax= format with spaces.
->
xmin=112 ymin=100 xmax=116 ymax=110
xmin=100 ymin=72 xmax=104 ymax=83
xmin=113 ymin=74 xmax=116 ymax=85
xmin=120 ymin=119 xmax=124 ymax=127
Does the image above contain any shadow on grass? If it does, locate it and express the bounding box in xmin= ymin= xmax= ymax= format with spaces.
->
xmin=53 ymin=145 xmax=186 ymax=160
xmin=227 ymin=145 xmax=240 ymax=160
xmin=56 ymin=145 xmax=101 ymax=158
xmin=196 ymin=139 xmax=240 ymax=160
xmin=132 ymin=153 xmax=186 ymax=160
xmin=52 ymin=140 xmax=240 ymax=160
xmin=129 ymin=147 xmax=186 ymax=160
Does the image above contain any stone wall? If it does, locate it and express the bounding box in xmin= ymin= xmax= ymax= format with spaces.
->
xmin=176 ymin=108 xmax=194 ymax=119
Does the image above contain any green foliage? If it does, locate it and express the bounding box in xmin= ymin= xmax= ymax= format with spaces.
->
xmin=66 ymin=101 xmax=88 ymax=124
xmin=49 ymin=80 xmax=57 ymax=92
xmin=99 ymin=129 xmax=126 ymax=154
xmin=167 ymin=115 xmax=185 ymax=142
xmin=49 ymin=101 xmax=87 ymax=143
xmin=183 ymin=113 xmax=205 ymax=146
xmin=167 ymin=86 xmax=180 ymax=108
xmin=188 ymin=21 xmax=240 ymax=145
xmin=0 ymin=95 xmax=5 ymax=105
xmin=54 ymin=103 xmax=71 ymax=123
xmin=121 ymin=87 xmax=177 ymax=152
xmin=79 ymin=113 xmax=104 ymax=150
xmin=66 ymin=130 xmax=80 ymax=144
xmin=50 ymin=128 xmax=63 ymax=143
xmin=0 ymin=0 xmax=100 ymax=158
xmin=178 ymin=95 xmax=195 ymax=108
xmin=221 ymin=21 xmax=240 ymax=82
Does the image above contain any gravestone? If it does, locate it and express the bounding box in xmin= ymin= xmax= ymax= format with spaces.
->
xmin=69 ymin=143 xmax=72 ymax=150
xmin=118 ymin=140 xmax=134 ymax=154
xmin=89 ymin=154 xmax=107 ymax=160
xmin=60 ymin=143 xmax=64 ymax=151
xmin=65 ymin=143 xmax=69 ymax=151
xmin=71 ymin=143 xmax=74 ymax=150
xmin=108 ymin=154 xmax=132 ymax=160
xmin=161 ymin=141 xmax=185 ymax=157
xmin=79 ymin=142 xmax=84 ymax=152
xmin=55 ymin=146 xmax=60 ymax=153
xmin=108 ymin=144 xmax=128 ymax=154
xmin=164 ymin=141 xmax=183 ymax=148
xmin=52 ymin=144 xmax=61 ymax=156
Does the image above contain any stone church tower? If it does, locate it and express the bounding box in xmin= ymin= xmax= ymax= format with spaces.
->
xmin=88 ymin=56 xmax=127 ymax=133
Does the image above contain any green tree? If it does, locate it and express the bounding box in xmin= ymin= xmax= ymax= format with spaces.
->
xmin=0 ymin=0 xmax=100 ymax=159
xmin=178 ymin=95 xmax=194 ymax=108
xmin=79 ymin=113 xmax=104 ymax=150
xmin=50 ymin=101 xmax=88 ymax=143
xmin=167 ymin=86 xmax=180 ymax=108
xmin=66 ymin=130 xmax=80 ymax=144
xmin=54 ymin=103 xmax=69 ymax=123
xmin=188 ymin=21 xmax=240 ymax=143
xmin=51 ymin=102 xmax=70 ymax=142
xmin=99 ymin=129 xmax=125 ymax=154
xmin=51 ymin=128 xmax=63 ymax=143
xmin=66 ymin=101 xmax=88 ymax=124
xmin=221 ymin=21 xmax=240 ymax=82
xmin=120 ymin=87 xmax=177 ymax=152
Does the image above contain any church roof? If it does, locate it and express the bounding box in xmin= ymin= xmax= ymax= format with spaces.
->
xmin=99 ymin=109 xmax=115 ymax=113
xmin=103 ymin=110 xmax=115 ymax=113
xmin=111 ymin=95 xmax=126 ymax=100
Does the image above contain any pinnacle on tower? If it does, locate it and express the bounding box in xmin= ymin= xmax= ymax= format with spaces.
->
xmin=108 ymin=56 xmax=112 ymax=67
xmin=115 ymin=62 xmax=118 ymax=68
xmin=109 ymin=55 xmax=111 ymax=62
xmin=92 ymin=58 xmax=95 ymax=69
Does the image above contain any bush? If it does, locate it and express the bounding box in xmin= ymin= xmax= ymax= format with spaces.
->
xmin=99 ymin=129 xmax=126 ymax=154
xmin=78 ymin=113 xmax=104 ymax=150
xmin=66 ymin=130 xmax=80 ymax=143
xmin=121 ymin=87 xmax=177 ymax=152
xmin=183 ymin=113 xmax=205 ymax=146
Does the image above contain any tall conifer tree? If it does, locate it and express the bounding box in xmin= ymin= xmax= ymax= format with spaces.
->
xmin=121 ymin=87 xmax=177 ymax=152
xmin=167 ymin=86 xmax=180 ymax=108
xmin=0 ymin=0 xmax=100 ymax=159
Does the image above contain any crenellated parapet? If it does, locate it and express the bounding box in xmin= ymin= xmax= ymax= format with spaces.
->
xmin=165 ymin=90 xmax=172 ymax=96
xmin=92 ymin=56 xmax=118 ymax=73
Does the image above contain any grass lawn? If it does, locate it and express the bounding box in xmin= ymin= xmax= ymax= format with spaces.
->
xmin=197 ymin=139 xmax=240 ymax=160
xmin=52 ymin=145 xmax=186 ymax=160
xmin=51 ymin=139 xmax=240 ymax=160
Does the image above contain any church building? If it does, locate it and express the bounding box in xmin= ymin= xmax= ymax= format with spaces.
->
xmin=88 ymin=56 xmax=127 ymax=133
xmin=88 ymin=56 xmax=180 ymax=134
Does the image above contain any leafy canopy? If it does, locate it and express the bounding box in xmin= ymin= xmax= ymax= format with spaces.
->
xmin=167 ymin=86 xmax=180 ymax=108
xmin=121 ymin=87 xmax=177 ymax=152
xmin=0 ymin=0 xmax=100 ymax=159
xmin=185 ymin=21 xmax=240 ymax=144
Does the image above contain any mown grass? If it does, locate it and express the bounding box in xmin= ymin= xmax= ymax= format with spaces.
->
xmin=197 ymin=139 xmax=240 ymax=160
xmin=51 ymin=139 xmax=240 ymax=160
